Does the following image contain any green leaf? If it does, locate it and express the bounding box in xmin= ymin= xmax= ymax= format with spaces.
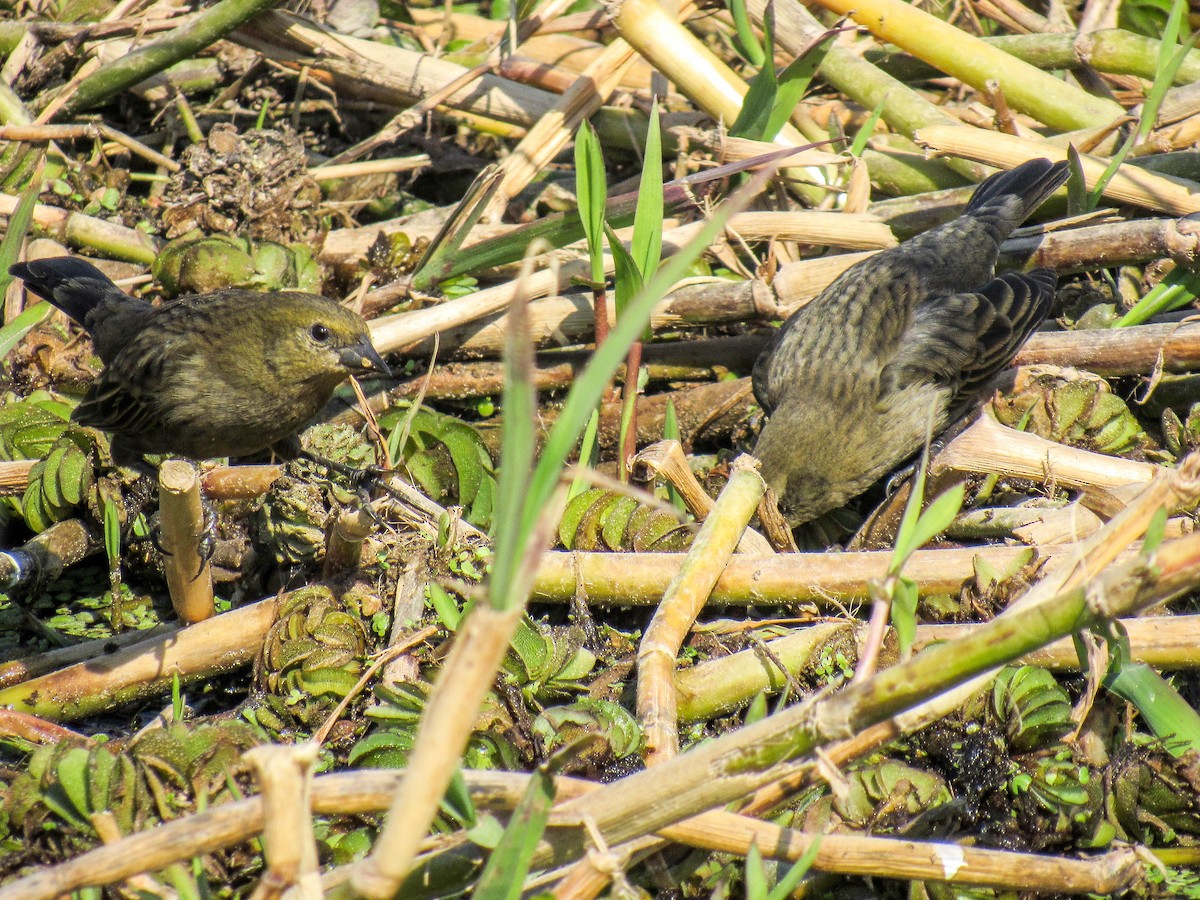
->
xmin=1106 ymin=660 xmax=1200 ymax=756
xmin=1142 ymin=505 xmax=1168 ymax=557
xmin=1115 ymin=256 xmax=1200 ymax=327
xmin=849 ymin=92 xmax=887 ymax=158
xmin=0 ymin=301 xmax=52 ymax=360
xmin=730 ymin=0 xmax=765 ymax=65
xmin=568 ymin=409 xmax=600 ymax=501
xmin=409 ymin=166 xmax=505 ymax=291
xmin=486 ymin=269 xmax=538 ymax=608
xmin=765 ymin=32 xmax=835 ymax=142
xmin=515 ymin=167 xmax=778 ymax=587
xmin=906 ymin=484 xmax=965 ymax=557
xmin=1065 ymin=145 xmax=1087 ymax=218
xmin=56 ymin=747 xmax=94 ymax=824
xmin=731 ymin=59 xmax=777 ymax=141
xmin=102 ymin=488 xmax=122 ymax=565
xmin=732 ymin=0 xmax=779 ymax=140
xmin=443 ymin=768 xmax=477 ymax=829
xmin=892 ymin=577 xmax=918 ymax=659
xmin=891 ymin=456 xmax=928 ymax=568
xmin=767 ymin=833 xmax=822 ymax=900
xmin=605 ymin=222 xmax=645 ymax=319
xmin=663 ymin=399 xmax=685 ymax=511
xmin=0 ymin=154 xmax=46 ymax=295
xmin=472 ymin=767 xmax=555 ymax=900
xmin=1088 ymin=5 xmax=1195 ymax=213
xmin=427 ymin=582 xmax=462 ymax=631
xmin=630 ymin=99 xmax=664 ymax=289
xmin=745 ymin=690 xmax=768 ymax=726
xmin=574 ymin=121 xmax=608 ymax=286
xmin=434 ymin=420 xmax=489 ymax=507
xmin=745 ymin=842 xmax=769 ymax=900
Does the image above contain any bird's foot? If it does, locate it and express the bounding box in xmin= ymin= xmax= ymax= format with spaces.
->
xmin=300 ymin=451 xmax=390 ymax=524
xmin=148 ymin=500 xmax=218 ymax=568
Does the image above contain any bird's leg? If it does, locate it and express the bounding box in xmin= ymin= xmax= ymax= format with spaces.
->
xmin=298 ymin=450 xmax=387 ymax=524
xmin=196 ymin=500 xmax=218 ymax=567
xmin=147 ymin=493 xmax=218 ymax=567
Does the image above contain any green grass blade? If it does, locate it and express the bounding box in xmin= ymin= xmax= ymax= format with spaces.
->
xmin=520 ymin=170 xmax=775 ymax=543
xmin=849 ymin=93 xmax=887 ymax=158
xmin=731 ymin=3 xmax=777 ymax=139
xmin=1106 ymin=661 xmax=1200 ymax=756
xmin=409 ymin=166 xmax=505 ymax=291
xmin=0 ymin=153 xmax=45 ymax=293
xmin=767 ymin=833 xmax=822 ymax=900
xmin=631 ymin=100 xmax=663 ymax=289
xmin=1065 ymin=145 xmax=1087 ymax=218
xmin=606 ymin=222 xmax=646 ymax=316
xmin=568 ymin=409 xmax=600 ymax=501
xmin=765 ymin=31 xmax=836 ymax=141
xmin=0 ymin=301 xmax=52 ymax=360
xmin=0 ymin=157 xmax=54 ymax=359
xmin=487 ymin=274 xmax=538 ymax=610
xmin=906 ymin=484 xmax=965 ymax=556
xmin=729 ymin=0 xmax=765 ymax=66
xmin=891 ymin=451 xmax=929 ymax=568
xmin=730 ymin=60 xmax=777 ymax=141
xmin=472 ymin=767 xmax=555 ymax=899
xmin=1115 ymin=259 xmax=1200 ymax=327
xmin=574 ymin=121 xmax=607 ymax=286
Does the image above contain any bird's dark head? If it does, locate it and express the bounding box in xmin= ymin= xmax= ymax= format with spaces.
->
xmin=269 ymin=293 xmax=391 ymax=383
xmin=770 ymin=467 xmax=834 ymax=527
xmin=751 ymin=400 xmax=880 ymax=527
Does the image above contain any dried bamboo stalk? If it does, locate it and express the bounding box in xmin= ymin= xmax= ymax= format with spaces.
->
xmin=915 ymin=125 xmax=1200 ymax=215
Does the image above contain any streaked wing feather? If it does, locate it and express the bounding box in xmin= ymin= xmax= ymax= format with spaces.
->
xmin=881 ymin=269 xmax=1055 ymax=395
xmin=72 ymin=335 xmax=169 ymax=439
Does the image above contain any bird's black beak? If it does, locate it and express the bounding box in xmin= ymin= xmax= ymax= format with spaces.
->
xmin=341 ymin=341 xmax=391 ymax=378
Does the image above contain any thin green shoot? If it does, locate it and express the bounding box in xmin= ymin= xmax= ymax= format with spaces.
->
xmin=1104 ymin=625 xmax=1200 ymax=757
xmin=885 ymin=414 xmax=965 ymax=659
xmin=731 ymin=14 xmax=834 ymax=143
xmin=409 ymin=166 xmax=505 ymax=291
xmin=472 ymin=766 xmax=555 ymax=899
xmin=574 ymin=121 xmax=608 ymax=295
xmin=1115 ymin=256 xmax=1200 ymax=327
xmin=568 ymin=409 xmax=601 ymax=500
xmin=848 ymin=93 xmax=887 ymax=158
xmin=487 ymin=264 xmax=538 ymax=609
xmin=611 ymin=100 xmax=663 ymax=478
xmin=663 ymin=399 xmax=685 ymax=512
xmin=1089 ymin=0 xmax=1195 ymax=213
xmin=744 ymin=833 xmax=823 ymax=900
xmin=504 ymin=168 xmax=779 ymax=597
xmin=0 ymin=155 xmax=54 ymax=356
xmin=630 ymin=102 xmax=663 ymax=307
xmin=1064 ymin=146 xmax=1087 ymax=218
xmin=729 ymin=0 xmax=765 ymax=66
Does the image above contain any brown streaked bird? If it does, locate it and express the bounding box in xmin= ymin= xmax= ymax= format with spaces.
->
xmin=10 ymin=256 xmax=390 ymax=468
xmin=751 ymin=158 xmax=1070 ymax=526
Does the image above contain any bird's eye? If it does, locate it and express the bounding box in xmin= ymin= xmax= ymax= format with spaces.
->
xmin=310 ymin=323 xmax=332 ymax=343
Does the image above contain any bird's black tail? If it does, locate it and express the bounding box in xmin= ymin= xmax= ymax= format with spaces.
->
xmin=964 ymin=158 xmax=1070 ymax=226
xmin=10 ymin=257 xmax=130 ymax=326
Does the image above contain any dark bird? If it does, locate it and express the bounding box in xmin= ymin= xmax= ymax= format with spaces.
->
xmin=10 ymin=256 xmax=390 ymax=468
xmin=751 ymin=157 xmax=1069 ymax=526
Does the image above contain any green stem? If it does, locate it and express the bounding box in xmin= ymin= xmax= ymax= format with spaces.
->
xmin=49 ymin=0 xmax=283 ymax=118
xmin=867 ymin=29 xmax=1200 ymax=85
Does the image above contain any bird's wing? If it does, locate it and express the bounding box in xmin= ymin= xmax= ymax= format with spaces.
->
xmin=881 ymin=269 xmax=1056 ymax=396
xmin=751 ymin=327 xmax=785 ymax=414
xmin=71 ymin=332 xmax=169 ymax=439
